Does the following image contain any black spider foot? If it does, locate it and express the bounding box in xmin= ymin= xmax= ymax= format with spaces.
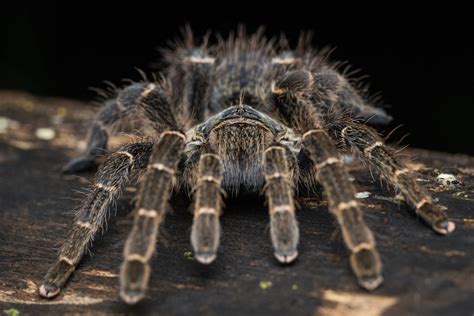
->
xmin=417 ymin=203 xmax=456 ymax=235
xmin=39 ymin=259 xmax=75 ymax=299
xmin=271 ymin=211 xmax=299 ymax=264
xmin=432 ymin=219 xmax=456 ymax=235
xmin=120 ymin=260 xmax=149 ymax=305
xmin=120 ymin=288 xmax=145 ymax=305
xmin=350 ymin=248 xmax=383 ymax=291
xmin=62 ymin=156 xmax=97 ymax=174
xmin=39 ymin=282 xmax=61 ymax=298
xmin=191 ymin=213 xmax=220 ymax=264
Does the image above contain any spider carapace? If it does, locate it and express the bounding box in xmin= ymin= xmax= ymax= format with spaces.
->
xmin=39 ymin=28 xmax=455 ymax=304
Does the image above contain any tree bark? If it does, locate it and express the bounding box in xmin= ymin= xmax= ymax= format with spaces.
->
xmin=0 ymin=91 xmax=472 ymax=315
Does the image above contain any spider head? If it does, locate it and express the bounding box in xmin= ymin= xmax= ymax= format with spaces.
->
xmin=186 ymin=105 xmax=292 ymax=193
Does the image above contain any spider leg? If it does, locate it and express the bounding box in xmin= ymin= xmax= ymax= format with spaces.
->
xmin=263 ymin=145 xmax=299 ymax=263
xmin=311 ymin=67 xmax=392 ymax=124
xmin=64 ymin=81 xmax=183 ymax=173
xmin=271 ymin=70 xmax=383 ymax=290
xmin=334 ymin=121 xmax=455 ymax=234
xmin=301 ymin=130 xmax=383 ymax=289
xmin=39 ymin=141 xmax=153 ymax=298
xmin=308 ymin=68 xmax=455 ymax=234
xmin=180 ymin=54 xmax=214 ymax=123
xmin=166 ymin=39 xmax=214 ymax=123
xmin=190 ymin=153 xmax=225 ymax=264
xmin=120 ymin=131 xmax=185 ymax=304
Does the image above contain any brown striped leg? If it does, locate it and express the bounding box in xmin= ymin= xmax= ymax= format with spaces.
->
xmin=338 ymin=123 xmax=455 ymax=234
xmin=263 ymin=146 xmax=299 ymax=263
xmin=271 ymin=52 xmax=300 ymax=78
xmin=303 ymin=66 xmax=447 ymax=230
xmin=120 ymin=131 xmax=185 ymax=304
xmin=181 ymin=54 xmax=214 ymax=123
xmin=302 ymin=129 xmax=383 ymax=290
xmin=271 ymin=69 xmax=382 ymax=289
xmin=190 ymin=153 xmax=225 ymax=264
xmin=39 ymin=142 xmax=153 ymax=298
xmin=310 ymin=67 xmax=392 ymax=124
xmin=64 ymin=81 xmax=181 ymax=173
xmin=164 ymin=28 xmax=214 ymax=122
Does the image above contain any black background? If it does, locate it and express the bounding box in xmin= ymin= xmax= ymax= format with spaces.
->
xmin=1 ymin=2 xmax=472 ymax=154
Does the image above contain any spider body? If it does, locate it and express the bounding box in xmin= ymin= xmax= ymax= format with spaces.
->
xmin=39 ymin=28 xmax=455 ymax=304
xmin=189 ymin=104 xmax=296 ymax=192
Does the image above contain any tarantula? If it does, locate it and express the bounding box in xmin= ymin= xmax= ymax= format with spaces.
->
xmin=39 ymin=28 xmax=455 ymax=304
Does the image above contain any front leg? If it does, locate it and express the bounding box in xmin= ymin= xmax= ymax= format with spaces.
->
xmin=190 ymin=153 xmax=225 ymax=264
xmin=263 ymin=145 xmax=299 ymax=263
xmin=120 ymin=131 xmax=185 ymax=304
xmin=271 ymin=70 xmax=383 ymax=290
xmin=302 ymin=129 xmax=383 ymax=290
xmin=39 ymin=142 xmax=152 ymax=298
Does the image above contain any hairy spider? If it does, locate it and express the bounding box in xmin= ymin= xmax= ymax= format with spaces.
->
xmin=39 ymin=27 xmax=455 ymax=304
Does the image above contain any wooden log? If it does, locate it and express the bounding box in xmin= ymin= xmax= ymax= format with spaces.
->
xmin=0 ymin=91 xmax=472 ymax=315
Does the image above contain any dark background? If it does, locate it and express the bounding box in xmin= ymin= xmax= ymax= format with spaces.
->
xmin=1 ymin=2 xmax=472 ymax=154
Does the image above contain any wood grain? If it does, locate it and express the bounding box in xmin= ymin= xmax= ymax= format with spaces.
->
xmin=0 ymin=91 xmax=473 ymax=315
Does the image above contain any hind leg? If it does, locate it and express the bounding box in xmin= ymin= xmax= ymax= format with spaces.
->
xmin=164 ymin=28 xmax=214 ymax=124
xmin=64 ymin=83 xmax=160 ymax=173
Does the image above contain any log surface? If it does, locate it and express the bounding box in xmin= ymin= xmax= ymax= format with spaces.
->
xmin=0 ymin=91 xmax=473 ymax=315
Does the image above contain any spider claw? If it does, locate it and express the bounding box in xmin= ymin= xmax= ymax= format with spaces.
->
xmin=191 ymin=213 xmax=221 ymax=264
xmin=274 ymin=250 xmax=298 ymax=264
xmin=433 ymin=220 xmax=456 ymax=235
xmin=119 ymin=260 xmax=150 ymax=304
xmin=350 ymin=248 xmax=383 ymax=291
xmin=195 ymin=253 xmax=217 ymax=264
xmin=270 ymin=211 xmax=299 ymax=264
xmin=358 ymin=274 xmax=384 ymax=291
xmin=62 ymin=156 xmax=97 ymax=174
xmin=120 ymin=289 xmax=145 ymax=305
xmin=39 ymin=283 xmax=61 ymax=298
